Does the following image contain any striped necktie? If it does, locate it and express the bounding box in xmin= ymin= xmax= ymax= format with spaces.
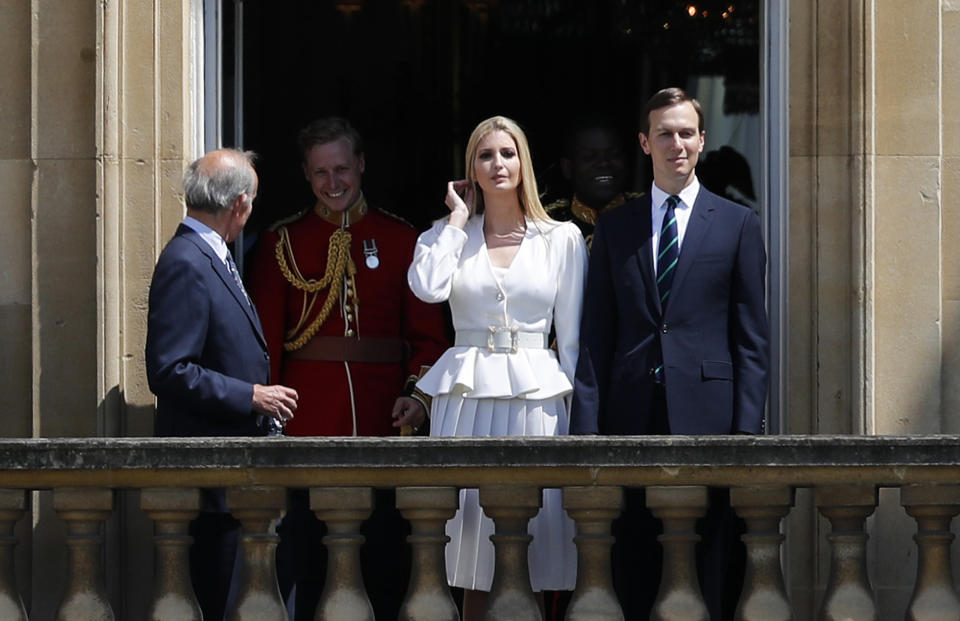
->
xmin=657 ymin=195 xmax=680 ymax=309
xmin=226 ymin=252 xmax=251 ymax=306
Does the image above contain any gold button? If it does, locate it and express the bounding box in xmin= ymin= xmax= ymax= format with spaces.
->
xmin=345 ymin=329 xmax=355 ymax=337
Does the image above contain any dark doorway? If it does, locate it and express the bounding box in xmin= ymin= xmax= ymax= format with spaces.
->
xmin=231 ymin=0 xmax=760 ymax=235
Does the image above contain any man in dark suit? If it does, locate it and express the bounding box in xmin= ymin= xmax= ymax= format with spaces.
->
xmin=146 ymin=148 xmax=299 ymax=621
xmin=571 ymin=88 xmax=769 ymax=619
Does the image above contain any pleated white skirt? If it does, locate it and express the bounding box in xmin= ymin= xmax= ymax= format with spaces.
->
xmin=431 ymin=391 xmax=577 ymax=592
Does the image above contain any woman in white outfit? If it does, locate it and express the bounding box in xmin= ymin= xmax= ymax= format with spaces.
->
xmin=407 ymin=116 xmax=588 ymax=619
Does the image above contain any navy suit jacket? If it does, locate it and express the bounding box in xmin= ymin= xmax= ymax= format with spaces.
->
xmin=570 ymin=188 xmax=769 ymax=435
xmin=146 ymin=223 xmax=270 ymax=437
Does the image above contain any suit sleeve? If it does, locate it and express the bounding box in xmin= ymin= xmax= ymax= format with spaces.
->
xmin=730 ymin=210 xmax=769 ymax=434
xmin=145 ymin=252 xmax=255 ymax=417
xmin=570 ymin=218 xmax=618 ymax=434
xmin=248 ymin=229 xmax=287 ymax=383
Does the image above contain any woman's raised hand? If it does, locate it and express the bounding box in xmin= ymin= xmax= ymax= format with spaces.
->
xmin=445 ymin=180 xmax=472 ymax=229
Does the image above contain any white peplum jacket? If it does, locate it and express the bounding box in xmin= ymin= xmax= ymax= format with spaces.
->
xmin=407 ymin=215 xmax=588 ymax=401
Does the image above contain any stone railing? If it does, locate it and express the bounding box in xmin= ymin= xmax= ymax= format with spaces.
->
xmin=1 ymin=435 xmax=959 ymax=620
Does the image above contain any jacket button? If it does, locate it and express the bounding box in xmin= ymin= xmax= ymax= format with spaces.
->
xmin=661 ymin=323 xmax=668 ymax=333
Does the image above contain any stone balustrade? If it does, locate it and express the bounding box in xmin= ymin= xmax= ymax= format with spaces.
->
xmin=0 ymin=436 xmax=959 ymax=620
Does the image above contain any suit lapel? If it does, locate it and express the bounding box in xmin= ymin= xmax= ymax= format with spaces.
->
xmin=228 ymin=258 xmax=268 ymax=350
xmin=631 ymin=195 xmax=661 ymax=315
xmin=178 ymin=225 xmax=268 ymax=350
xmin=667 ymin=189 xmax=717 ymax=314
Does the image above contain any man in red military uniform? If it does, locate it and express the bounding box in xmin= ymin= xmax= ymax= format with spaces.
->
xmin=249 ymin=117 xmax=446 ymax=436
xmin=248 ymin=116 xmax=447 ymax=620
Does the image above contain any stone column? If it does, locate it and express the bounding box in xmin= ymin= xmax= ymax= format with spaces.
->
xmin=871 ymin=0 xmax=945 ymax=437
xmin=53 ymin=487 xmax=115 ymax=621
xmin=815 ymin=485 xmax=877 ymax=621
xmin=110 ymin=0 xmax=198 ymax=438
xmin=0 ymin=0 xmax=33 ymax=440
xmin=787 ymin=0 xmax=868 ymax=612
xmin=31 ymin=0 xmax=99 ymax=438
xmin=899 ymin=484 xmax=960 ymax=621
xmin=479 ymin=485 xmax=542 ymax=621
xmin=312 ymin=487 xmax=375 ymax=621
xmin=647 ymin=485 xmax=709 ymax=621
xmin=140 ymin=488 xmax=202 ymax=621
xmin=99 ymin=0 xmax=197 ymax=616
xmin=563 ymin=486 xmax=624 ymax=621
xmin=945 ymin=0 xmax=960 ymax=435
xmin=396 ymin=486 xmax=459 ymax=621
xmin=0 ymin=490 xmax=27 ymax=621
xmin=225 ymin=487 xmax=287 ymax=621
xmin=730 ymin=486 xmax=794 ymax=621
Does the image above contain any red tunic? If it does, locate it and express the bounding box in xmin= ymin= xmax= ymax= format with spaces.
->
xmin=248 ymin=207 xmax=448 ymax=437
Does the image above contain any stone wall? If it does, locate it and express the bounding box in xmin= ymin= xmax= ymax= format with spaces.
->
xmin=787 ymin=2 xmax=960 ymax=618
xmin=0 ymin=1 xmax=194 ymax=617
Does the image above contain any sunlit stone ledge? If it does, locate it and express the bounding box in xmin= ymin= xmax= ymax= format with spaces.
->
xmin=0 ymin=435 xmax=956 ymax=488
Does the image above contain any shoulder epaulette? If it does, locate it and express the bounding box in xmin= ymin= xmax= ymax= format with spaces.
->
xmin=268 ymin=207 xmax=310 ymax=232
xmin=374 ymin=207 xmax=416 ymax=229
xmin=544 ymin=198 xmax=571 ymax=213
xmin=624 ymin=191 xmax=645 ymax=201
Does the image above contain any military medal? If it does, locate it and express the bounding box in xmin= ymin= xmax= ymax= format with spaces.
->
xmin=363 ymin=239 xmax=380 ymax=269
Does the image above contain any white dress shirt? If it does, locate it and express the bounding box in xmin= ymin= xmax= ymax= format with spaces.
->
xmin=650 ymin=177 xmax=701 ymax=273
xmin=182 ymin=215 xmax=230 ymax=266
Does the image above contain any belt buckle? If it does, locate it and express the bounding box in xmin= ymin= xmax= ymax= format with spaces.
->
xmin=487 ymin=326 xmax=519 ymax=353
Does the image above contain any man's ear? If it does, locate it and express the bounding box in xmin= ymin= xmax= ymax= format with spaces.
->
xmin=302 ymin=162 xmax=310 ymax=182
xmin=638 ymin=132 xmax=651 ymax=155
xmin=357 ymin=153 xmax=366 ymax=174
xmin=232 ymin=193 xmax=250 ymax=217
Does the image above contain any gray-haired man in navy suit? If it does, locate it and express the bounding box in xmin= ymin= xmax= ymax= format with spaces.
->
xmin=146 ymin=148 xmax=298 ymax=620
xmin=571 ymin=88 xmax=769 ymax=620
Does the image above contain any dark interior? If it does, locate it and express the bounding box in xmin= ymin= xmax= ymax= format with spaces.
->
xmin=229 ymin=0 xmax=760 ymax=236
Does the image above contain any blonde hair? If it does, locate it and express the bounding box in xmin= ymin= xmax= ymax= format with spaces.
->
xmin=464 ymin=116 xmax=554 ymax=223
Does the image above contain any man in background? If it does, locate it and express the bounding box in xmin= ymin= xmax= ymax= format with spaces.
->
xmin=545 ymin=116 xmax=641 ymax=248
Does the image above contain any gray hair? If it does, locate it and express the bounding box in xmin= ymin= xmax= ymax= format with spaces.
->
xmin=183 ymin=149 xmax=257 ymax=214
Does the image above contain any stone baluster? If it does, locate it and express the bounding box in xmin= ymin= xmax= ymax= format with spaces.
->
xmin=479 ymin=485 xmax=542 ymax=621
xmin=647 ymin=485 xmax=709 ymax=621
xmin=900 ymin=484 xmax=960 ymax=621
xmin=0 ymin=490 xmax=27 ymax=621
xmin=141 ymin=488 xmax=202 ymax=621
xmin=815 ymin=485 xmax=878 ymax=621
xmin=730 ymin=486 xmax=794 ymax=621
xmin=53 ymin=487 xmax=115 ymax=621
xmin=396 ymin=486 xmax=459 ymax=621
xmin=562 ymin=486 xmax=624 ymax=621
xmin=312 ymin=487 xmax=375 ymax=621
xmin=225 ymin=487 xmax=288 ymax=621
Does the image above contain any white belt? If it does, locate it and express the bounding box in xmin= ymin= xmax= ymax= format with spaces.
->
xmin=455 ymin=328 xmax=548 ymax=353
